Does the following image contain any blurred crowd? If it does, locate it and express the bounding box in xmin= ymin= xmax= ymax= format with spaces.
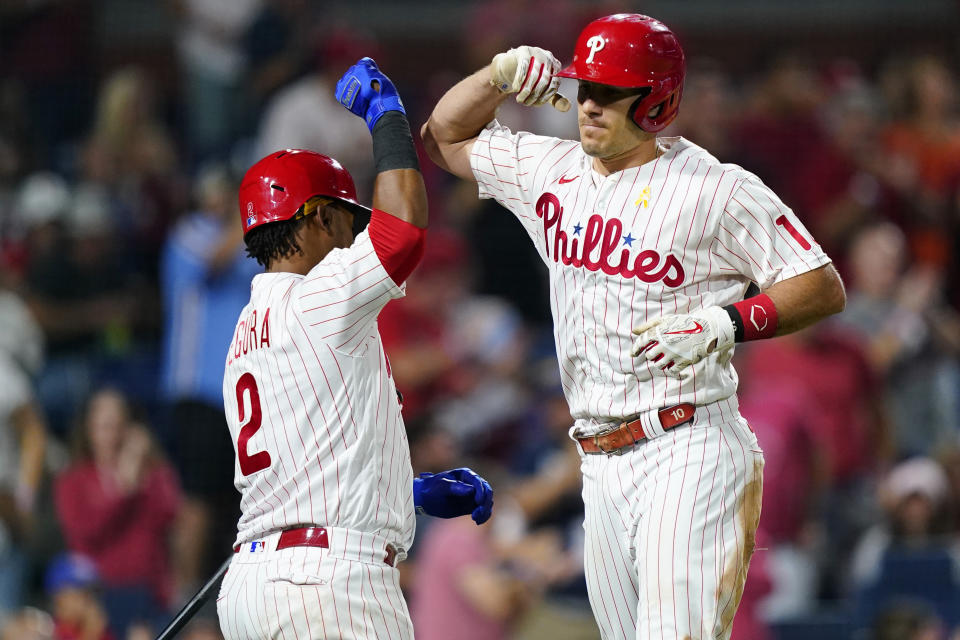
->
xmin=1 ymin=1 xmax=960 ymax=639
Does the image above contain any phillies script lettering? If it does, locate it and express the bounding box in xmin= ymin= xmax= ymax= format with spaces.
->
xmin=536 ymin=192 xmax=685 ymax=287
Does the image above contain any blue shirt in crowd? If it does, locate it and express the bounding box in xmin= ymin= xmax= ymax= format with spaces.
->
xmin=161 ymin=213 xmax=261 ymax=408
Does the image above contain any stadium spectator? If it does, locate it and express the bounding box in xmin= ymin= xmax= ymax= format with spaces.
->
xmin=835 ymin=222 xmax=960 ymax=457
xmin=159 ymin=164 xmax=257 ymax=599
xmin=411 ymin=501 xmax=577 ymax=640
xmin=54 ymin=389 xmax=180 ymax=638
xmin=83 ymin=67 xmax=184 ymax=264
xmin=870 ymin=601 xmax=948 ymax=640
xmin=788 ymin=77 xmax=898 ymax=274
xmin=732 ymin=53 xmax=828 ymax=205
xmin=253 ymin=26 xmax=375 ymax=197
xmin=44 ymin=553 xmax=113 ymax=640
xmin=17 ymin=170 xmax=150 ymax=433
xmin=881 ymin=56 xmax=960 ymax=216
xmin=0 ymin=290 xmax=47 ymax=618
xmin=171 ymin=0 xmax=262 ymax=160
xmin=849 ymin=457 xmax=960 ymax=630
xmin=667 ymin=61 xmax=736 ymax=160
xmin=240 ymin=0 xmax=312 ymax=129
xmin=738 ymin=384 xmax=825 ymax=620
xmin=0 ymin=606 xmax=54 ymax=640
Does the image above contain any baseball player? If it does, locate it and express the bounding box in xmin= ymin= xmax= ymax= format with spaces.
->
xmin=422 ymin=13 xmax=846 ymax=640
xmin=216 ymin=58 xmax=493 ymax=640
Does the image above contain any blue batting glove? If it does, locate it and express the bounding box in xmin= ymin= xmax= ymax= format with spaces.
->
xmin=413 ymin=467 xmax=494 ymax=525
xmin=334 ymin=57 xmax=406 ymax=132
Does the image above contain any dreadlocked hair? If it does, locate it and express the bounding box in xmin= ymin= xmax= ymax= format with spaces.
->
xmin=244 ymin=215 xmax=310 ymax=267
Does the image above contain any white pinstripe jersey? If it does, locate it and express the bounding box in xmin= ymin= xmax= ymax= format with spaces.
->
xmin=471 ymin=122 xmax=831 ymax=422
xmin=222 ymin=228 xmax=415 ymax=551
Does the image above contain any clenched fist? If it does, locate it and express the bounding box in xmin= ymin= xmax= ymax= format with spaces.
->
xmin=631 ymin=306 xmax=736 ymax=378
xmin=490 ymin=45 xmax=570 ymax=111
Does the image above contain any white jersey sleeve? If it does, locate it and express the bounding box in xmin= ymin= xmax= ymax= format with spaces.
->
xmin=712 ymin=175 xmax=832 ymax=289
xmin=470 ymin=120 xmax=579 ymax=245
xmin=297 ymin=229 xmax=404 ymax=355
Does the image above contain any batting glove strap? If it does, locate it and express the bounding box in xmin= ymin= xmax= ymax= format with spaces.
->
xmin=630 ymin=306 xmax=736 ymax=378
xmin=335 ymin=57 xmax=407 ymax=133
xmin=364 ymin=94 xmax=406 ymax=131
xmin=490 ymin=45 xmax=561 ymax=107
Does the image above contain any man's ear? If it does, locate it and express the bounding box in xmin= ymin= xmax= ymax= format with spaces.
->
xmin=314 ymin=204 xmax=335 ymax=236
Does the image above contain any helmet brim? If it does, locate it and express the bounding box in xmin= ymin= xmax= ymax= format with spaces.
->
xmin=556 ymin=64 xmax=647 ymax=89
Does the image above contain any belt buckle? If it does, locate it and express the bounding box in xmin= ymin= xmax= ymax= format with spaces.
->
xmin=592 ymin=428 xmax=631 ymax=457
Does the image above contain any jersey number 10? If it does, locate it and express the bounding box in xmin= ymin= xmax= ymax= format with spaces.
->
xmin=236 ymin=373 xmax=272 ymax=476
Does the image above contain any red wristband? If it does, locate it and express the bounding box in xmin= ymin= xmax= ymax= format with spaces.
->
xmin=725 ymin=293 xmax=778 ymax=341
xmin=367 ymin=209 xmax=426 ymax=285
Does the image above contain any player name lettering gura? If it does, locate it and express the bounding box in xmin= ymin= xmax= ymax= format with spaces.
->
xmin=536 ymin=192 xmax=685 ymax=286
xmin=228 ymin=308 xmax=271 ymax=364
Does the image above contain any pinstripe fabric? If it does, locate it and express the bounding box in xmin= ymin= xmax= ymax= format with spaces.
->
xmin=470 ymin=122 xmax=824 ymax=639
xmin=470 ymin=122 xmax=831 ymax=426
xmin=578 ymin=412 xmax=763 ymax=640
xmin=219 ymin=226 xmax=416 ymax=638
xmin=218 ymin=531 xmax=413 ymax=639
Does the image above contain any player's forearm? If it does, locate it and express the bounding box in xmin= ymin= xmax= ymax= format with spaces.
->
xmin=424 ymin=66 xmax=507 ymax=146
xmin=372 ymin=168 xmax=427 ymax=229
xmin=370 ymin=112 xmax=428 ymax=229
xmin=422 ymin=66 xmax=511 ymax=177
xmin=764 ymin=263 xmax=846 ymax=335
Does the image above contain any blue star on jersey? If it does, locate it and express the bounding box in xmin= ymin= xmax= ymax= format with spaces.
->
xmin=573 ymin=223 xmax=583 ymax=235
xmin=623 ymin=233 xmax=635 ymax=246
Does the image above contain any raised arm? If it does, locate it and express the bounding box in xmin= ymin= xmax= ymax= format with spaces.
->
xmin=421 ymin=67 xmax=509 ymax=180
xmin=421 ymin=46 xmax=567 ymax=180
xmin=335 ymin=58 xmax=427 ymax=229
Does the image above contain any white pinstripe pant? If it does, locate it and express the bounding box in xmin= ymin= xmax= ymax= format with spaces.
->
xmin=217 ymin=530 xmax=413 ymax=640
xmin=579 ymin=412 xmax=764 ymax=640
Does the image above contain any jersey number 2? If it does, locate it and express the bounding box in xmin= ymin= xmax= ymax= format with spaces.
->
xmin=236 ymin=372 xmax=272 ymax=476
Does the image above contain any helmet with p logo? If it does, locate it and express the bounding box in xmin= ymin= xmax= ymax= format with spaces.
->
xmin=557 ymin=14 xmax=686 ymax=132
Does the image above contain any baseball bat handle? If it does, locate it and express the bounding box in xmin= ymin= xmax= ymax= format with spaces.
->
xmin=155 ymin=556 xmax=232 ymax=640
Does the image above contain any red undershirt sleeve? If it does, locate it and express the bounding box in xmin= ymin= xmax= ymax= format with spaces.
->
xmin=366 ymin=208 xmax=427 ymax=286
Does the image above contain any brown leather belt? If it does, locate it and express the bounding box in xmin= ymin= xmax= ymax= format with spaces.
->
xmin=234 ymin=527 xmax=398 ymax=567
xmin=577 ymin=403 xmax=696 ymax=455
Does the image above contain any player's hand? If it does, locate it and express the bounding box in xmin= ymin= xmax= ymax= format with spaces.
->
xmin=413 ymin=467 xmax=494 ymax=525
xmin=630 ymin=306 xmax=736 ymax=378
xmin=335 ymin=57 xmax=406 ymax=132
xmin=490 ymin=45 xmax=569 ymax=110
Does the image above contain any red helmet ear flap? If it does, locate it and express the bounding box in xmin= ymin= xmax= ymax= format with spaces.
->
xmin=628 ymin=83 xmax=684 ymax=132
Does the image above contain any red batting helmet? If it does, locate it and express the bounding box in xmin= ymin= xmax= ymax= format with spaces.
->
xmin=239 ymin=149 xmax=370 ymax=235
xmin=557 ymin=14 xmax=686 ymax=132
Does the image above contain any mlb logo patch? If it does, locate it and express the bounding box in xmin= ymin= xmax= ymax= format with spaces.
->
xmin=247 ymin=214 xmax=257 ymax=228
xmin=248 ymin=540 xmax=265 ymax=553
